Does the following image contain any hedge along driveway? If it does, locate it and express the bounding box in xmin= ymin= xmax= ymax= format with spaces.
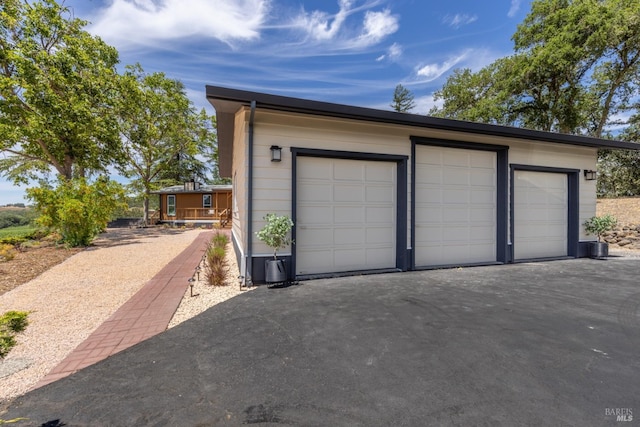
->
xmin=3 ymin=256 xmax=640 ymax=426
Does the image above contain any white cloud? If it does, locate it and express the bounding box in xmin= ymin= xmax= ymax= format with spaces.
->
xmin=355 ymin=9 xmax=399 ymax=46
xmin=88 ymin=0 xmax=269 ymax=48
xmin=415 ymin=51 xmax=470 ymax=82
xmin=376 ymin=42 xmax=402 ymax=62
xmin=443 ymin=13 xmax=478 ymax=29
xmin=298 ymin=0 xmax=354 ymax=41
xmin=508 ymin=0 xmax=522 ymax=18
xmin=293 ymin=1 xmax=398 ymax=49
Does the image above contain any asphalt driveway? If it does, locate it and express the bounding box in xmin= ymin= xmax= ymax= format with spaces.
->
xmin=3 ymin=256 xmax=640 ymax=426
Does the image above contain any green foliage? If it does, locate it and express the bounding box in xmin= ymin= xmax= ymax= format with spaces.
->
xmin=27 ymin=177 xmax=126 ymax=246
xmin=0 ymin=225 xmax=41 ymax=243
xmin=430 ymin=0 xmax=640 ymax=138
xmin=584 ymin=214 xmax=618 ymax=242
xmin=256 ymin=213 xmax=294 ymax=259
xmin=0 ymin=310 xmax=29 ymax=359
xmin=212 ymin=231 xmax=229 ymax=249
xmin=0 ymin=208 xmax=36 ymax=229
xmin=597 ymin=118 xmax=640 ymax=196
xmin=203 ymin=233 xmax=229 ymax=286
xmin=390 ymin=84 xmax=416 ymax=113
xmin=0 ymin=211 xmax=28 ymax=229
xmin=0 ymin=0 xmax=122 ymax=183
xmin=115 ymin=65 xmax=218 ymax=224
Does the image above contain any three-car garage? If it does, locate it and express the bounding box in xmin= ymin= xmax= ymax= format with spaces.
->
xmin=206 ymin=85 xmax=640 ymax=284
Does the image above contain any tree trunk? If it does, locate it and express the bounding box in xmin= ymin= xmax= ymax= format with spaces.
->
xmin=143 ymin=194 xmax=150 ymax=226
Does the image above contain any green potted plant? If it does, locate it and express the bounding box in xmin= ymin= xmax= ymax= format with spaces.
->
xmin=256 ymin=213 xmax=293 ymax=283
xmin=583 ymin=214 xmax=617 ymax=259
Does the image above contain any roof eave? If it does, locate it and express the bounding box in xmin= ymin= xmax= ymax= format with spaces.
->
xmin=206 ymin=85 xmax=640 ymax=151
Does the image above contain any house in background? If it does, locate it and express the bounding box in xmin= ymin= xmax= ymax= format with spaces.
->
xmin=206 ymin=85 xmax=640 ymax=285
xmin=151 ymin=182 xmax=232 ymax=227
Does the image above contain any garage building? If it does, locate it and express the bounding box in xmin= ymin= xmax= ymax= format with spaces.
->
xmin=206 ymin=85 xmax=638 ymax=284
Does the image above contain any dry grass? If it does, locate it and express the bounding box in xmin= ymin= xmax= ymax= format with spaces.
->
xmin=596 ymin=197 xmax=640 ymax=226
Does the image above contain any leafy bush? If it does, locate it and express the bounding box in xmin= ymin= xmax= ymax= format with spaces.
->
xmin=0 ymin=244 xmax=17 ymax=262
xmin=584 ymin=214 xmax=618 ymax=242
xmin=203 ymin=233 xmax=229 ymax=286
xmin=27 ymin=177 xmax=126 ymax=247
xmin=0 ymin=311 xmax=29 ymax=359
xmin=0 ymin=212 xmax=29 ymax=229
xmin=256 ymin=213 xmax=293 ymax=259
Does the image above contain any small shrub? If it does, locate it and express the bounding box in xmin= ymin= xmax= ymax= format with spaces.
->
xmin=584 ymin=214 xmax=617 ymax=242
xmin=256 ymin=213 xmax=293 ymax=259
xmin=0 ymin=244 xmax=17 ymax=262
xmin=0 ymin=311 xmax=29 ymax=359
xmin=203 ymin=239 xmax=228 ymax=287
xmin=212 ymin=231 xmax=229 ymax=249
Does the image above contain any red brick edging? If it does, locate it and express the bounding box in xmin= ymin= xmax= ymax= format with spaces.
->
xmin=33 ymin=230 xmax=218 ymax=389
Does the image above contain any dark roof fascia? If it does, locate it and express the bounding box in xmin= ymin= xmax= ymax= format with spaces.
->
xmin=206 ymin=85 xmax=640 ymax=151
xmin=150 ymin=185 xmax=232 ymax=195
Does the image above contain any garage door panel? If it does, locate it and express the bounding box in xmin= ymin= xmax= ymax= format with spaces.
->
xmin=298 ymin=183 xmax=332 ymax=202
xmin=333 ymin=161 xmax=363 ymax=180
xmin=416 ymin=206 xmax=443 ymax=223
xmin=443 ymin=189 xmax=470 ymax=204
xmin=415 ymin=187 xmax=442 ymax=202
xmin=298 ymin=204 xmax=332 ymax=222
xmin=366 ymin=163 xmax=395 ymax=181
xmin=366 ymin=247 xmax=394 ymax=265
xmin=442 ymin=207 xmax=469 ymax=222
xmin=299 ymin=162 xmax=331 ymax=180
xmin=296 ymin=250 xmax=333 ymax=275
xmin=415 ymin=225 xmax=443 ymax=242
xmin=297 ymin=227 xmax=334 ymax=246
xmin=366 ymin=226 xmax=395 ymax=244
xmin=334 ymin=249 xmax=366 ymax=268
xmin=471 ymin=170 xmax=496 ymax=186
xmin=366 ymin=206 xmax=394 ymax=223
xmin=514 ymin=171 xmax=568 ymax=260
xmin=443 ymin=152 xmax=469 ymax=167
xmin=415 ymin=145 xmax=497 ymax=267
xmin=334 ymin=206 xmax=364 ymax=223
xmin=296 ymin=157 xmax=396 ymax=276
xmin=443 ymin=168 xmax=469 ymax=185
xmin=334 ymin=228 xmax=364 ymax=245
xmin=471 ymin=155 xmax=495 ymax=169
xmin=470 ymin=226 xmax=495 ymax=241
xmin=366 ymin=185 xmax=394 ymax=202
xmin=416 ymin=166 xmax=442 ymax=183
xmin=334 ymin=185 xmax=363 ymax=202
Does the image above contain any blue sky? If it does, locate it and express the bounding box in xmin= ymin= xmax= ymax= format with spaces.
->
xmin=1 ymin=0 xmax=530 ymax=204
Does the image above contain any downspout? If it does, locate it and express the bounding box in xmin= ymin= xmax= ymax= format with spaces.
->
xmin=245 ymin=100 xmax=257 ymax=286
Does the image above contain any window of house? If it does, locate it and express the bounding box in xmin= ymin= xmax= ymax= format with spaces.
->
xmin=203 ymin=194 xmax=212 ymax=208
xmin=167 ymin=195 xmax=176 ymax=216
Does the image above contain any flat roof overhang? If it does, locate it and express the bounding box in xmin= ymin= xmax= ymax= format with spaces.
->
xmin=206 ymin=85 xmax=640 ymax=177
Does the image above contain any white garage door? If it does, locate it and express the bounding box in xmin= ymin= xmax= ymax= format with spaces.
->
xmin=296 ymin=157 xmax=396 ymax=276
xmin=514 ymin=171 xmax=568 ymax=260
xmin=415 ymin=145 xmax=497 ymax=266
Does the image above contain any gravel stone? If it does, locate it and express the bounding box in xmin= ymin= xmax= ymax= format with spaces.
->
xmin=0 ymin=228 xmax=208 ymax=403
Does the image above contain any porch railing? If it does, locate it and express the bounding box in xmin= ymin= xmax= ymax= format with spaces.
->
xmin=161 ymin=208 xmax=232 ymax=226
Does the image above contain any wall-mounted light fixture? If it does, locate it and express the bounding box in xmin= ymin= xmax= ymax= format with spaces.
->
xmin=584 ymin=169 xmax=597 ymax=181
xmin=270 ymin=145 xmax=282 ymax=162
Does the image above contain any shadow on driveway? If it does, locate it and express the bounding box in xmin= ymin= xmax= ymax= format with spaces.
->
xmin=3 ymin=257 xmax=640 ymax=425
